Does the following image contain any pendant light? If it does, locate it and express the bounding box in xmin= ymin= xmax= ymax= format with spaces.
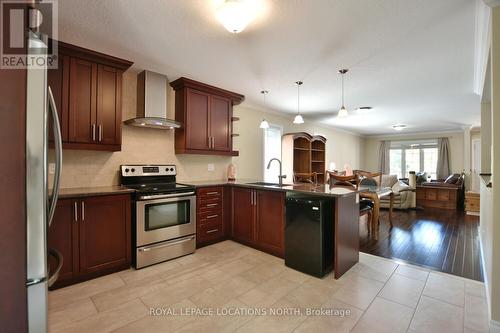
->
xmin=293 ymin=81 xmax=304 ymax=124
xmin=259 ymin=90 xmax=270 ymax=129
xmin=338 ymin=69 xmax=349 ymax=118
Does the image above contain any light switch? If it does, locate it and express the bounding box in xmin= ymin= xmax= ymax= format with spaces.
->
xmin=207 ymin=163 xmax=215 ymax=172
xmin=49 ymin=163 xmax=56 ymax=174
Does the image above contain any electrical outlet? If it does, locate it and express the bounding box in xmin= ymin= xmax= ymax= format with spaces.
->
xmin=49 ymin=163 xmax=56 ymax=174
xmin=207 ymin=163 xmax=215 ymax=172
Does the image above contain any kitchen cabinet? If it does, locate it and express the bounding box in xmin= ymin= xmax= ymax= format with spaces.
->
xmin=232 ymin=187 xmax=255 ymax=244
xmin=231 ymin=187 xmax=285 ymax=257
xmin=196 ymin=186 xmax=226 ymax=246
xmin=170 ymin=77 xmax=244 ymax=156
xmin=48 ymin=194 xmax=131 ymax=289
xmin=48 ymin=41 xmax=132 ymax=151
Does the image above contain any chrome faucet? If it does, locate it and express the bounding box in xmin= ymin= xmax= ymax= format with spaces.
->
xmin=267 ymin=158 xmax=287 ymax=186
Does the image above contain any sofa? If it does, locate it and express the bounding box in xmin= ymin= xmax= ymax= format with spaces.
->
xmin=417 ymin=173 xmax=465 ymax=210
xmin=379 ymin=174 xmax=416 ymax=209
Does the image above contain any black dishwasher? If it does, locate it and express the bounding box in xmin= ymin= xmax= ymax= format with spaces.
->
xmin=285 ymin=193 xmax=334 ymax=278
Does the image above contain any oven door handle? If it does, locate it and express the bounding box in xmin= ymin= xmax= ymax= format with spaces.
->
xmin=138 ymin=191 xmax=196 ymax=200
xmin=138 ymin=235 xmax=195 ymax=252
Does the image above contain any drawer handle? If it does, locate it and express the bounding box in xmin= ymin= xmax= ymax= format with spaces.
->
xmin=206 ymin=214 xmax=218 ymax=219
xmin=206 ymin=191 xmax=219 ymax=195
xmin=206 ymin=203 xmax=219 ymax=207
xmin=206 ymin=229 xmax=219 ymax=234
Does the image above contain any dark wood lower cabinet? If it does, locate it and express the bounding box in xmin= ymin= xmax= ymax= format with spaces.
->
xmin=232 ymin=187 xmax=255 ymax=244
xmin=255 ymin=190 xmax=285 ymax=257
xmin=48 ymin=194 xmax=131 ymax=289
xmin=231 ymin=187 xmax=285 ymax=257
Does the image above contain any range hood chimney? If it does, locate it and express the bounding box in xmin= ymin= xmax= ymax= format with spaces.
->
xmin=124 ymin=70 xmax=181 ymax=129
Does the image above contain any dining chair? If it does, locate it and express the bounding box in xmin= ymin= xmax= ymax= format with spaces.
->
xmin=293 ymin=172 xmax=318 ymax=184
xmin=354 ymin=170 xmax=382 ymax=186
xmin=326 ymin=172 xmax=374 ymax=233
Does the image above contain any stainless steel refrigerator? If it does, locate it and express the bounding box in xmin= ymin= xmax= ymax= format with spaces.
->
xmin=25 ymin=33 xmax=63 ymax=332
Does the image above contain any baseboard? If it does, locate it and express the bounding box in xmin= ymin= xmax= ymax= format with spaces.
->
xmin=490 ymin=319 xmax=500 ymax=333
xmin=479 ymin=231 xmax=492 ymax=323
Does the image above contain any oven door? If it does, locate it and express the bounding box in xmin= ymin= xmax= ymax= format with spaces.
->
xmin=136 ymin=192 xmax=196 ymax=247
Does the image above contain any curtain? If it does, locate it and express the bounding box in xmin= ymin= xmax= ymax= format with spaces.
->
xmin=378 ymin=140 xmax=390 ymax=174
xmin=437 ymin=137 xmax=451 ymax=180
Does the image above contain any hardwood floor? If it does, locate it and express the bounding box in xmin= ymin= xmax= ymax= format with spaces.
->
xmin=360 ymin=208 xmax=484 ymax=281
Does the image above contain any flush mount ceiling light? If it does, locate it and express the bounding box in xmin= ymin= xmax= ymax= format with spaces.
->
xmin=337 ymin=69 xmax=349 ymax=118
xmin=392 ymin=124 xmax=407 ymax=131
xmin=216 ymin=0 xmax=255 ymax=33
xmin=259 ymin=90 xmax=270 ymax=129
xmin=293 ymin=81 xmax=304 ymax=124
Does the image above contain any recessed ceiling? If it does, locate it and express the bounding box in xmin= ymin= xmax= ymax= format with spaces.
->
xmin=58 ymin=0 xmax=480 ymax=135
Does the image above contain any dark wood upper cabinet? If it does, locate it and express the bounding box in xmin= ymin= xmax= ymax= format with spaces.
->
xmin=210 ymin=95 xmax=232 ymax=152
xmin=170 ymin=77 xmax=244 ymax=156
xmin=69 ymin=58 xmax=97 ymax=144
xmin=186 ymin=89 xmax=211 ymax=150
xmin=48 ymin=41 xmax=132 ymax=151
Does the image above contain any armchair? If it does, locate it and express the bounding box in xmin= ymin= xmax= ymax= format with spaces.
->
xmin=379 ymin=175 xmax=416 ymax=209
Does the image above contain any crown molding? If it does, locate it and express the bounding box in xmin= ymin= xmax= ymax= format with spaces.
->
xmin=484 ymin=0 xmax=500 ymax=7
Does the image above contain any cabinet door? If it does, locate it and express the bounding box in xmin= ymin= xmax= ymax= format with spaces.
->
xmin=186 ymin=89 xmax=210 ymax=150
xmin=47 ymin=198 xmax=79 ymax=284
xmin=69 ymin=58 xmax=97 ymax=144
xmin=79 ymin=195 xmax=131 ymax=275
xmin=47 ymin=55 xmax=70 ymax=142
xmin=232 ymin=187 xmax=255 ymax=243
xmin=256 ymin=190 xmax=285 ymax=256
xmin=210 ymin=95 xmax=231 ymax=151
xmin=97 ymin=65 xmax=122 ymax=145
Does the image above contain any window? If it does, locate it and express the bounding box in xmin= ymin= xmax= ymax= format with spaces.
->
xmin=389 ymin=140 xmax=438 ymax=179
xmin=263 ymin=124 xmax=283 ymax=183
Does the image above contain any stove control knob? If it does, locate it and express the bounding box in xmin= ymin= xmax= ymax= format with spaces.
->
xmin=165 ymin=168 xmax=169 ymax=172
xmin=131 ymin=168 xmax=135 ymax=173
xmin=125 ymin=168 xmax=130 ymax=173
xmin=170 ymin=168 xmax=174 ymax=172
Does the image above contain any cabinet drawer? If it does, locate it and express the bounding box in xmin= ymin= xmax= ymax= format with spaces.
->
xmin=197 ymin=223 xmax=224 ymax=242
xmin=197 ymin=187 xmax=223 ymax=199
xmin=197 ymin=211 xmax=223 ymax=226
xmin=198 ymin=200 xmax=222 ymax=211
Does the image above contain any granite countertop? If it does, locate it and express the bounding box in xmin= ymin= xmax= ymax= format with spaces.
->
xmin=183 ymin=179 xmax=360 ymax=198
xmin=58 ymin=186 xmax=135 ymax=198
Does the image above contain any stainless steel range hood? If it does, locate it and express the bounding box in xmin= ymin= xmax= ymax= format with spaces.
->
xmin=124 ymin=70 xmax=181 ymax=129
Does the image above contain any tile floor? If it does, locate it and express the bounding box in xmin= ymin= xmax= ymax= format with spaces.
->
xmin=48 ymin=241 xmax=489 ymax=333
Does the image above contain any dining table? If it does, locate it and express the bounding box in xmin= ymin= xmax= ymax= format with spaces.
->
xmin=358 ymin=184 xmax=394 ymax=239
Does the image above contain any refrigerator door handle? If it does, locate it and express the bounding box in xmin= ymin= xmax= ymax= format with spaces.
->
xmin=47 ymin=248 xmax=63 ymax=288
xmin=47 ymin=86 xmax=63 ymax=227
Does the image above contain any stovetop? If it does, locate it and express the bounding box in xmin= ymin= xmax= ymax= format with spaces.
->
xmin=120 ymin=164 xmax=195 ymax=195
xmin=123 ymin=182 xmax=194 ymax=194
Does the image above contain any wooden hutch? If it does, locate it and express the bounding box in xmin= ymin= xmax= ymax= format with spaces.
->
xmin=282 ymin=132 xmax=327 ymax=183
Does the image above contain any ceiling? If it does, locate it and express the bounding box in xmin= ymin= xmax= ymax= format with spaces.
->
xmin=58 ymin=0 xmax=480 ymax=135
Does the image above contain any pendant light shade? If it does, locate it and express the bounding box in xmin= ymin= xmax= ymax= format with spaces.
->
xmin=293 ymin=81 xmax=304 ymax=124
xmin=337 ymin=69 xmax=349 ymax=118
xmin=260 ymin=119 xmax=270 ymax=129
xmin=293 ymin=114 xmax=304 ymax=124
xmin=338 ymin=106 xmax=348 ymax=118
xmin=260 ymin=90 xmax=270 ymax=129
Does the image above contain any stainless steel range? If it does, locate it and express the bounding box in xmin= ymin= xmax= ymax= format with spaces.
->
xmin=120 ymin=164 xmax=196 ymax=269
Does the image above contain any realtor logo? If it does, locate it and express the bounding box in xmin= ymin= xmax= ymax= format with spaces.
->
xmin=1 ymin=0 xmax=58 ymax=69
